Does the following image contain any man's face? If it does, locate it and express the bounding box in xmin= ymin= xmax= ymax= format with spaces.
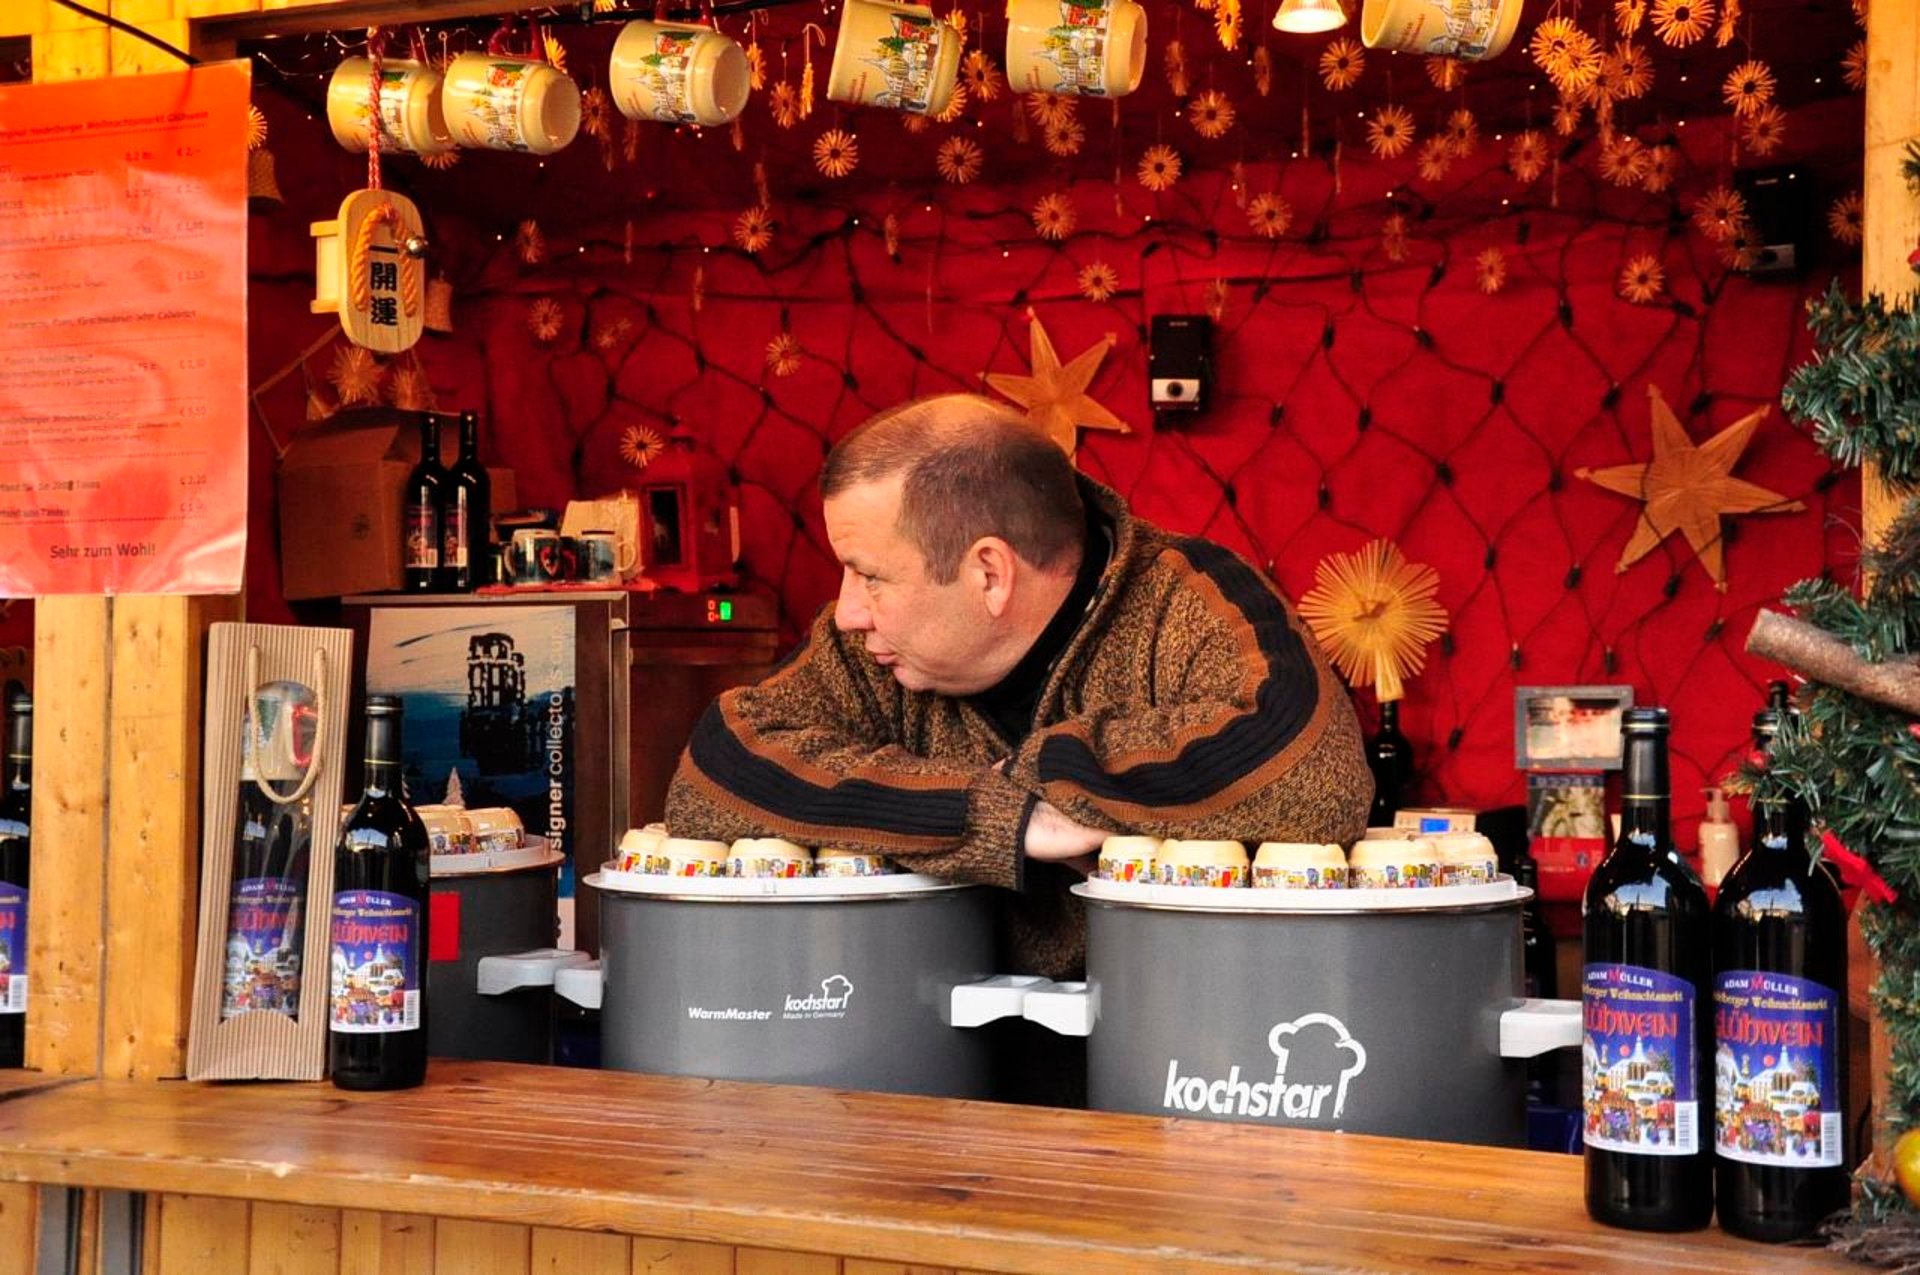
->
xmin=824 ymin=476 xmax=992 ymax=694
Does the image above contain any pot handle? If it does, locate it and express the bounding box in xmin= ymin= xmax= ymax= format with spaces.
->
xmin=1024 ymin=980 xmax=1096 ymax=1038
xmin=949 ymin=974 xmax=1051 ymax=1028
xmin=553 ymin=958 xmax=604 ymax=1010
xmin=1499 ymin=997 xmax=1583 ymax=1058
xmin=476 ymin=948 xmax=594 ymax=997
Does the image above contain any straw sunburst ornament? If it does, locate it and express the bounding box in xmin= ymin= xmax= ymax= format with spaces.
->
xmin=1297 ymin=540 xmax=1449 ymax=703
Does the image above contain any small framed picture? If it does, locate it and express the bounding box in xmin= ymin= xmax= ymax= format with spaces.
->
xmin=1515 ymin=685 xmax=1636 ymax=771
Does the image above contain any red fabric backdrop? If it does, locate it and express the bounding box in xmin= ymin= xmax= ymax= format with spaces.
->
xmin=244 ymin=9 xmax=1866 ymax=849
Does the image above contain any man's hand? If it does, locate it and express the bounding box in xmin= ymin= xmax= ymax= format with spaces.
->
xmin=1024 ymin=799 xmax=1106 ymax=861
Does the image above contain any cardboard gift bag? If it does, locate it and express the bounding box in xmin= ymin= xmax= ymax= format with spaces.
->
xmin=186 ymin=623 xmax=353 ymax=1081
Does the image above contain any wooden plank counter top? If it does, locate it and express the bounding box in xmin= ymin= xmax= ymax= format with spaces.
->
xmin=0 ymin=1061 xmax=1848 ymax=1273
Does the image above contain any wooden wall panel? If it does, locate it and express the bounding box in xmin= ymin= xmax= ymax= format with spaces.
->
xmin=532 ymin=1228 xmax=629 ymax=1273
xmin=153 ymin=1193 xmax=249 ymax=1275
xmin=0 ymin=1183 xmax=35 ymax=1274
xmin=26 ymin=596 xmax=110 ymax=1075
xmin=631 ymin=1237 xmax=735 ymax=1275
xmin=735 ymin=1251 xmax=838 ymax=1275
xmin=341 ymin=1210 xmax=434 ymax=1275
xmin=845 ymin=1263 xmax=959 ymax=1275
xmin=248 ymin=1201 xmax=342 ymax=1275
xmin=434 ymin=1219 xmax=529 ymax=1275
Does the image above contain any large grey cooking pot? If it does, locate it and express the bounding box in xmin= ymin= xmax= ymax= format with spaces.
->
xmin=427 ymin=847 xmax=565 ymax=1064
xmin=1017 ymin=882 xmax=1582 ymax=1147
xmin=556 ymin=875 xmax=1032 ymax=1099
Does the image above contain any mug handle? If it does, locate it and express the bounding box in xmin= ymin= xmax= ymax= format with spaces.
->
xmin=615 ymin=536 xmax=638 ymax=574
xmin=503 ymin=536 xmax=529 ymax=578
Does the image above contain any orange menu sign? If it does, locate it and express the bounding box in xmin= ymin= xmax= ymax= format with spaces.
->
xmin=0 ymin=63 xmax=250 ymax=596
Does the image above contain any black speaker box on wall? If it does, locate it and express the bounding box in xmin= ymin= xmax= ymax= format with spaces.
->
xmin=1732 ymin=165 xmax=1812 ymax=275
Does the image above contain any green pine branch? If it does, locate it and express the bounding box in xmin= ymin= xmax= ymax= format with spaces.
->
xmin=1782 ymin=282 xmax=1920 ymax=483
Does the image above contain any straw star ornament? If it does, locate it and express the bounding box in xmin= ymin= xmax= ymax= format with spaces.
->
xmin=1297 ymin=540 xmax=1448 ymax=703
xmin=984 ymin=312 xmax=1129 ymax=458
xmin=1577 ymin=385 xmax=1803 ymax=591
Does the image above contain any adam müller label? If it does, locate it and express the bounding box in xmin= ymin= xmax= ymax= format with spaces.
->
xmin=1714 ymin=970 xmax=1843 ymax=1168
xmin=1583 ymin=963 xmax=1699 ymax=1156
xmin=0 ymin=883 xmax=24 ymax=1014
xmin=328 ymin=889 xmax=421 ymax=1034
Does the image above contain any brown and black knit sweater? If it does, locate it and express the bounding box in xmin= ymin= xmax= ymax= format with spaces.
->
xmin=666 ymin=478 xmax=1374 ymax=977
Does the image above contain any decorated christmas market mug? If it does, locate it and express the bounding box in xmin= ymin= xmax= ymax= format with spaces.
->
xmin=1359 ymin=0 xmax=1525 ymax=61
xmin=1003 ymin=0 xmax=1147 ymax=99
xmin=576 ymin=530 xmax=634 ymax=584
xmin=827 ymin=0 xmax=963 ymax=117
xmin=609 ymin=20 xmax=753 ymax=127
xmin=440 ymin=52 xmax=582 ymax=154
xmin=503 ymin=528 xmax=569 ymax=586
xmin=326 ymin=57 xmax=454 ymax=155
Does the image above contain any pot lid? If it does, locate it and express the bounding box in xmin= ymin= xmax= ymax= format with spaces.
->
xmin=587 ymin=867 xmax=974 ymax=902
xmin=1074 ymin=876 xmax=1529 ymax=915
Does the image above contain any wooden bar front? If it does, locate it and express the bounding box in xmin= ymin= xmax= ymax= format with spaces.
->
xmin=0 ymin=1061 xmax=1849 ymax=1273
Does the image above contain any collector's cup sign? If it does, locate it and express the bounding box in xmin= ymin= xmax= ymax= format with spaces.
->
xmin=0 ymin=63 xmax=250 ymax=595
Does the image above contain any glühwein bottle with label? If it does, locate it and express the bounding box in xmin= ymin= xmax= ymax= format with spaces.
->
xmin=1711 ymin=698 xmax=1848 ymax=1241
xmin=403 ymin=414 xmax=446 ymax=593
xmin=442 ymin=411 xmax=491 ymax=592
xmin=330 ymin=695 xmax=430 ymax=1090
xmin=219 ymin=682 xmax=315 ymax=1021
xmin=1583 ymin=706 xmax=1713 ymax=1230
xmin=0 ymin=692 xmax=31 ymax=1067
xmin=1366 ymin=699 xmax=1415 ymax=826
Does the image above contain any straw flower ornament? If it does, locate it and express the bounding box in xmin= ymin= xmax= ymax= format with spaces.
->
xmin=1320 ymin=39 xmax=1365 ymax=92
xmin=1137 ymin=145 xmax=1183 ymax=191
xmin=765 ymin=332 xmax=804 ymax=378
xmin=1553 ymin=97 xmax=1583 ymax=136
xmin=1443 ymin=109 xmax=1478 ymax=158
xmin=1722 ymin=59 xmax=1776 ymax=117
xmin=1828 ymin=191 xmax=1864 ymax=246
xmin=1297 ymin=539 xmax=1449 ymax=703
xmin=1693 ymin=185 xmax=1748 ymax=241
xmin=1530 ymin=17 xmax=1601 ymax=94
xmin=1509 ymin=131 xmax=1549 ymax=183
xmin=1246 ymin=192 xmax=1292 ymax=240
xmin=733 ymin=206 xmax=775 ymax=254
xmin=932 ymin=81 xmax=969 ymax=124
xmin=1164 ymin=40 xmax=1190 ymax=96
xmin=1742 ymin=105 xmax=1787 ymax=157
xmin=1615 ymin=0 xmax=1646 ymax=35
xmin=962 ymin=50 xmax=1004 ymax=101
xmin=1044 ymin=117 xmax=1087 ymax=156
xmin=936 ymin=136 xmax=983 ymax=184
xmin=1607 ymin=44 xmax=1653 ymax=98
xmin=1032 ymin=192 xmax=1077 ymax=241
xmin=1843 ymin=40 xmax=1867 ymax=91
xmin=1189 ymin=91 xmax=1236 ymax=139
xmin=245 ymin=104 xmax=269 ymax=151
xmin=1026 ymin=92 xmax=1076 ymax=130
xmin=619 ymin=425 xmax=665 ymax=469
xmin=1366 ymin=104 xmax=1416 ymax=159
xmin=768 ymin=82 xmax=801 ymax=129
xmin=329 ymin=344 xmax=384 ymax=405
xmin=813 ymin=129 xmax=860 ymax=178
xmin=1598 ymin=135 xmax=1650 ymax=186
xmin=1652 ymin=0 xmax=1714 ymax=47
xmin=1077 ymin=261 xmax=1120 ymax=303
xmin=515 ymin=219 xmax=546 ymax=265
xmin=1416 ymin=137 xmax=1454 ymax=183
xmin=1715 ymin=0 xmax=1741 ymax=46
xmin=527 ymin=298 xmax=565 ymax=343
xmin=1476 ymin=247 xmax=1508 ymax=296
xmin=1641 ymin=144 xmax=1677 ymax=192
xmin=1426 ymin=57 xmax=1467 ymax=91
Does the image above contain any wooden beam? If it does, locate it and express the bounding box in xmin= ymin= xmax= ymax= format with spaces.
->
xmin=197 ymin=0 xmax=533 ymax=43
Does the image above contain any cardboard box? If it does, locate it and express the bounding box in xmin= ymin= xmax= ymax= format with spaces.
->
xmin=277 ymin=409 xmax=517 ymax=601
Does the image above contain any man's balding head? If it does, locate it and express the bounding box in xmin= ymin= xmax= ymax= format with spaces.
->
xmin=821 ymin=395 xmax=1085 ymax=583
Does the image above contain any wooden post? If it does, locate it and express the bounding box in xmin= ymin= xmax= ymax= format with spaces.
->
xmin=1859 ymin=0 xmax=1920 ymax=1158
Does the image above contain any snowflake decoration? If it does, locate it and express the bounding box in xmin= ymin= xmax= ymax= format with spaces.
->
xmin=937 ymin=136 xmax=983 ymax=184
xmin=527 ymin=297 xmax=565 ymax=343
xmin=963 ymin=50 xmax=1004 ymax=101
xmin=1137 ymin=144 xmax=1183 ymax=191
xmin=1842 ymin=40 xmax=1867 ymax=92
xmin=1827 ymin=191 xmax=1863 ymax=246
xmin=1247 ymin=192 xmax=1292 ymax=239
xmin=813 ymin=129 xmax=859 ymax=178
xmin=1032 ymin=192 xmax=1077 ymax=241
xmin=1189 ymin=90 xmax=1236 ymax=139
xmin=515 ymin=219 xmax=546 ymax=265
xmin=1722 ymin=59 xmax=1776 ymax=117
xmin=1443 ymin=108 xmax=1478 ymax=158
xmin=1416 ymin=136 xmax=1454 ymax=183
xmin=1692 ymin=185 xmax=1747 ymax=241
xmin=1530 ymin=17 xmax=1601 ymax=94
xmin=1426 ymin=57 xmax=1467 ymax=91
xmin=329 ymin=344 xmax=383 ymax=406
xmin=1652 ymin=0 xmax=1714 ymax=48
xmin=1510 ymin=131 xmax=1549 ymax=183
xmin=765 ymin=332 xmax=804 ymax=378
xmin=1366 ymin=104 xmax=1416 ymax=159
xmin=1741 ymin=105 xmax=1787 ymax=157
xmin=1320 ymin=38 xmax=1365 ymax=91
xmin=1165 ymin=41 xmax=1190 ymax=97
xmin=1078 ymin=260 xmax=1120 ymax=303
xmin=245 ymin=104 xmax=268 ymax=151
xmin=1475 ymin=247 xmax=1508 ymax=295
xmin=619 ymin=425 xmax=665 ymax=469
xmin=1026 ymin=92 xmax=1076 ymax=130
xmin=1607 ymin=43 xmax=1653 ymax=99
xmin=1598 ymin=135 xmax=1650 ymax=186
xmin=769 ymin=82 xmax=801 ymax=129
xmin=733 ymin=205 xmax=775 ymax=254
xmin=1382 ymin=213 xmax=1410 ymax=263
xmin=1618 ymin=254 xmax=1666 ymax=304
xmin=1615 ymin=0 xmax=1646 ymax=36
xmin=1044 ymin=117 xmax=1087 ymax=156
xmin=1253 ymin=47 xmax=1273 ymax=97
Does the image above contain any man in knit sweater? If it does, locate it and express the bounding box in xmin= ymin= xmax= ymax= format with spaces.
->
xmin=667 ymin=394 xmax=1372 ymax=978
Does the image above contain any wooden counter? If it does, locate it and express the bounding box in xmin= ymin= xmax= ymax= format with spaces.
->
xmin=0 ymin=1060 xmax=1848 ymax=1273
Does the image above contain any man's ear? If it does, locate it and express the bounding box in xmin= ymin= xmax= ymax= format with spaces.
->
xmin=967 ymin=537 xmax=1017 ymax=618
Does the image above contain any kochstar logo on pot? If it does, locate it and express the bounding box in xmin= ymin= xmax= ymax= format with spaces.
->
xmin=1161 ymin=1012 xmax=1368 ymax=1121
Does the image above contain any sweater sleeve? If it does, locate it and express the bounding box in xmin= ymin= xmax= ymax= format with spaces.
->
xmin=665 ymin=606 xmax=1033 ymax=888
xmin=1022 ymin=539 xmax=1373 ymax=844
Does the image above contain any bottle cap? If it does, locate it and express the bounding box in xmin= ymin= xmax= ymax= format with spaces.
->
xmin=1703 ymin=787 xmax=1730 ymax=821
xmin=366 ymin=694 xmax=404 ymax=717
xmin=1621 ymin=706 xmax=1668 ymax=732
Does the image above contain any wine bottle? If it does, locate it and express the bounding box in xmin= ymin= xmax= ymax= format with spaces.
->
xmin=442 ymin=411 xmax=491 ymax=592
xmin=219 ymin=685 xmax=312 ymax=1021
xmin=1583 ymin=706 xmax=1713 ymax=1230
xmin=0 ymin=691 xmax=31 ymax=1067
xmin=1712 ymin=700 xmax=1848 ymax=1241
xmin=403 ymin=414 xmax=446 ymax=593
xmin=329 ymin=696 xmax=430 ymax=1090
xmin=1366 ymin=699 xmax=1415 ymax=826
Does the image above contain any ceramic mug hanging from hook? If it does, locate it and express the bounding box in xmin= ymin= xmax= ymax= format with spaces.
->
xmin=441 ymin=51 xmax=582 ymax=153
xmin=609 ymin=20 xmax=753 ymax=127
xmin=1004 ymin=0 xmax=1148 ymax=98
xmin=1359 ymin=0 xmax=1524 ymax=60
xmin=326 ymin=57 xmax=454 ymax=155
xmin=826 ymin=0 xmax=963 ymax=117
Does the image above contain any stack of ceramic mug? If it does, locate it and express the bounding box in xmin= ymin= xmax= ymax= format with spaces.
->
xmin=1093 ymin=829 xmax=1499 ymax=891
xmin=408 ymin=805 xmax=525 ymax=857
xmin=614 ymin=825 xmax=893 ymax=879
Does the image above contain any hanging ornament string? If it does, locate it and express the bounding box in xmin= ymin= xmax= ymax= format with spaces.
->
xmin=800 ymin=23 xmax=826 ymax=119
xmin=365 ymin=26 xmax=385 ymax=192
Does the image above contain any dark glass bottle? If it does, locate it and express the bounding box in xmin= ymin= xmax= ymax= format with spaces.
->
xmin=329 ymin=696 xmax=430 ymax=1090
xmin=219 ymin=686 xmax=312 ymax=1021
xmin=442 ymin=411 xmax=491 ymax=592
xmin=403 ymin=414 xmax=446 ymax=593
xmin=1583 ymin=707 xmax=1713 ymax=1231
xmin=0 ymin=692 xmax=31 ymax=1068
xmin=1366 ymin=700 xmax=1415 ymax=826
xmin=1711 ymin=702 xmax=1848 ymax=1241
xmin=1515 ymin=849 xmax=1560 ymax=1105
